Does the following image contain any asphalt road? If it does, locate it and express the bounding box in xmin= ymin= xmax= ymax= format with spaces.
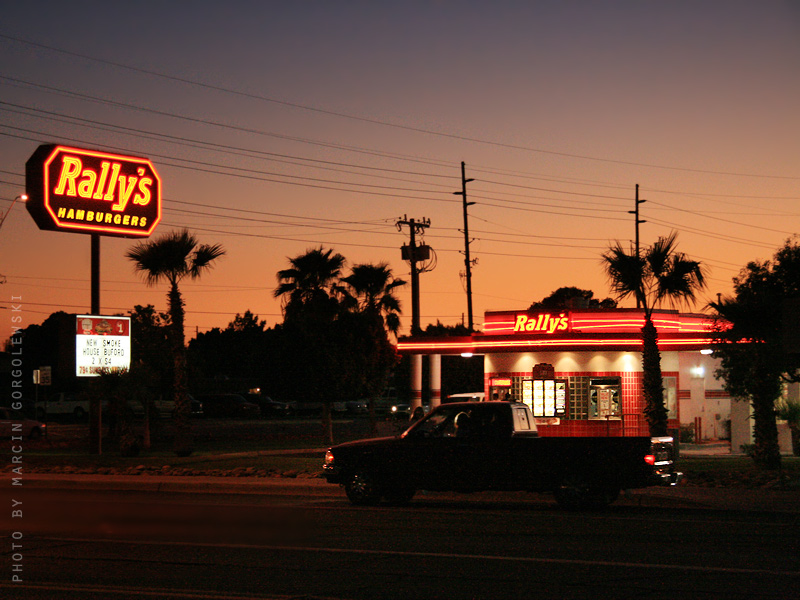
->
xmin=3 ymin=479 xmax=799 ymax=600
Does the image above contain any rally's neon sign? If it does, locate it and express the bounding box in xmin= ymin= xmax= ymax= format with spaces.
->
xmin=53 ymin=155 xmax=155 ymax=212
xmin=26 ymin=144 xmax=162 ymax=238
xmin=513 ymin=312 xmax=569 ymax=333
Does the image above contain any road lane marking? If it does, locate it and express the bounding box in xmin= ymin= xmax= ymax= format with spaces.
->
xmin=34 ymin=535 xmax=800 ymax=578
xmin=0 ymin=581 xmax=320 ymax=599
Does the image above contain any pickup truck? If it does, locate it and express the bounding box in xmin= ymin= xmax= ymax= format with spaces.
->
xmin=323 ymin=401 xmax=681 ymax=509
xmin=35 ymin=392 xmax=175 ymax=421
xmin=35 ymin=392 xmax=90 ymax=420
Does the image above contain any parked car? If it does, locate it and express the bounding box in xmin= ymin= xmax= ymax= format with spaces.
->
xmin=0 ymin=407 xmax=46 ymax=439
xmin=443 ymin=392 xmax=485 ymax=403
xmin=195 ymin=394 xmax=261 ymax=419
xmin=390 ymin=403 xmax=411 ymax=420
xmin=345 ymin=400 xmax=369 ymax=415
xmin=128 ymin=395 xmax=176 ymax=419
xmin=390 ymin=403 xmax=430 ymax=421
xmin=189 ymin=394 xmax=204 ymax=417
xmin=291 ymin=401 xmax=323 ymax=416
xmin=248 ymin=395 xmax=293 ymax=418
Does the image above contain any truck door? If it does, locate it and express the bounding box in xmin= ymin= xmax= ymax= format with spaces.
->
xmin=447 ymin=405 xmax=511 ymax=489
xmin=400 ymin=408 xmax=462 ymax=489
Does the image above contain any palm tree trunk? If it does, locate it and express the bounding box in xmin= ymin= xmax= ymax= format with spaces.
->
xmin=751 ymin=394 xmax=781 ymax=469
xmin=169 ymin=283 xmax=192 ymax=456
xmin=368 ymin=397 xmax=377 ymax=437
xmin=322 ymin=401 xmax=334 ymax=446
xmin=641 ymin=317 xmax=668 ymax=437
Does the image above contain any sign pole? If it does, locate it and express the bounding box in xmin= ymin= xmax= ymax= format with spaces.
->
xmin=91 ymin=233 xmax=100 ymax=314
xmin=25 ymin=144 xmax=162 ymax=455
xmin=90 ymin=233 xmax=101 ymax=454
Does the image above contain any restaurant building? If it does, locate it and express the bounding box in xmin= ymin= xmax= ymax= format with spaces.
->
xmin=397 ymin=308 xmax=730 ymax=439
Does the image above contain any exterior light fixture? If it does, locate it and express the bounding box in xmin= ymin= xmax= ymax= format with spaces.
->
xmin=0 ymin=194 xmax=28 ymax=230
xmin=700 ymin=348 xmax=713 ymax=355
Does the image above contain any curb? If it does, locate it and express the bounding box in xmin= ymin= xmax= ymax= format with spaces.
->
xmin=7 ymin=473 xmax=800 ymax=513
xmin=6 ymin=473 xmax=334 ymax=495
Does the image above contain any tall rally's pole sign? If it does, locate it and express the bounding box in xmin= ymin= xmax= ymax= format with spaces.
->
xmin=25 ymin=144 xmax=162 ymax=453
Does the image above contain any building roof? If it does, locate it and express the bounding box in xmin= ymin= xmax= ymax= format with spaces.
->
xmin=397 ymin=308 xmax=719 ymax=355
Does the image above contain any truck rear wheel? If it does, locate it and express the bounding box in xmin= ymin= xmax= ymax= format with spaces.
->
xmin=344 ymin=470 xmax=383 ymax=506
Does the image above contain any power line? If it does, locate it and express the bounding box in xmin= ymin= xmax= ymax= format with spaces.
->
xmin=1 ymin=34 xmax=797 ymax=180
xmin=0 ymin=102 xmax=458 ymax=183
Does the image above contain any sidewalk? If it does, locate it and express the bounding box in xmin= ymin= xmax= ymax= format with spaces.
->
xmin=8 ymin=472 xmax=800 ymax=514
xmin=678 ymin=441 xmax=735 ymax=456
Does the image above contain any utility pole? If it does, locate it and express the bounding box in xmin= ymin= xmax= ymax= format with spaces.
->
xmin=628 ymin=184 xmax=646 ymax=308
xmin=453 ymin=162 xmax=476 ymax=331
xmin=397 ymin=215 xmax=431 ymax=335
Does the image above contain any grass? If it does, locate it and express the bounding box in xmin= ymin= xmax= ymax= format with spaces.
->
xmin=19 ymin=451 xmax=323 ymax=475
xmin=15 ymin=416 xmax=401 ymax=476
xmin=678 ymin=456 xmax=800 ymax=489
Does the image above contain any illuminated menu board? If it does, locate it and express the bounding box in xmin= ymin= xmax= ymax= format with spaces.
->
xmin=531 ymin=379 xmax=568 ymax=418
xmin=522 ymin=379 xmax=533 ymax=410
xmin=555 ymin=381 xmax=567 ymax=415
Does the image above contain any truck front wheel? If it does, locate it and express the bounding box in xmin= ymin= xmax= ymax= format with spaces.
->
xmin=344 ymin=470 xmax=383 ymax=506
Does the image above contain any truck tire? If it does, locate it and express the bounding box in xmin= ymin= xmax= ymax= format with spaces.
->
xmin=344 ymin=470 xmax=383 ymax=506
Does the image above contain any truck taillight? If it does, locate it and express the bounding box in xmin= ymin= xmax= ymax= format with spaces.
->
xmin=644 ymin=454 xmax=656 ymax=466
xmin=324 ymin=451 xmax=335 ymax=466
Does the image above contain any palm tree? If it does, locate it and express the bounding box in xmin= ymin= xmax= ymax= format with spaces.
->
xmin=274 ymin=247 xmax=347 ymax=444
xmin=602 ymin=232 xmax=707 ymax=436
xmin=342 ymin=263 xmax=406 ymax=434
xmin=341 ymin=263 xmax=406 ymax=336
xmin=127 ymin=229 xmax=225 ymax=456
xmin=273 ymin=246 xmax=346 ymax=322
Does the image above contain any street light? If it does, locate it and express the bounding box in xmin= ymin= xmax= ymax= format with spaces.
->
xmin=0 ymin=194 xmax=28 ymax=231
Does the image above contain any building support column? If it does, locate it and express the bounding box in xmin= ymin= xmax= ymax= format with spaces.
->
xmin=411 ymin=354 xmax=423 ymax=411
xmin=430 ymin=354 xmax=442 ymax=408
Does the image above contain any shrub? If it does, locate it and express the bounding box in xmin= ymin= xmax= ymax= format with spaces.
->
xmin=679 ymin=424 xmax=695 ymax=444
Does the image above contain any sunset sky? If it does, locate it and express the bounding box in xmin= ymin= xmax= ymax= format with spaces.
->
xmin=1 ymin=2 xmax=798 ymax=339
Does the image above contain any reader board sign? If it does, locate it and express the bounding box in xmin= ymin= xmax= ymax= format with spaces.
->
xmin=75 ymin=315 xmax=131 ymax=377
xmin=26 ymin=144 xmax=161 ymax=238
